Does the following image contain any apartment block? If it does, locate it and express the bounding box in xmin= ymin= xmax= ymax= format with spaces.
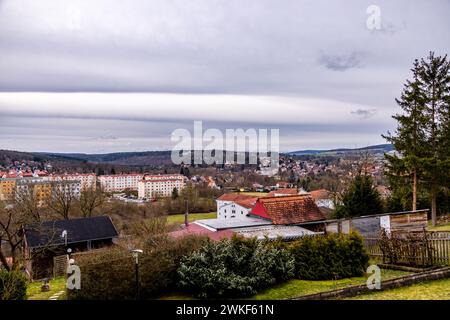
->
xmin=138 ymin=174 xmax=185 ymax=199
xmin=98 ymin=174 xmax=144 ymax=192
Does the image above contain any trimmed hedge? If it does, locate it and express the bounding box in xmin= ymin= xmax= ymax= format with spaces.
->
xmin=289 ymin=232 xmax=369 ymax=280
xmin=177 ymin=236 xmax=295 ymax=298
xmin=67 ymin=235 xmax=207 ymax=300
xmin=0 ymin=270 xmax=28 ymax=300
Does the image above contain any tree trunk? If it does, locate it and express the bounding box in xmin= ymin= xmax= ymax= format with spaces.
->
xmin=0 ymin=249 xmax=11 ymax=271
xmin=412 ymin=169 xmax=417 ymax=211
xmin=431 ymin=183 xmax=437 ymax=227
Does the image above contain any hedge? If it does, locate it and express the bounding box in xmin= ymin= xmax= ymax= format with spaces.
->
xmin=177 ymin=236 xmax=295 ymax=298
xmin=289 ymin=232 xmax=369 ymax=280
xmin=67 ymin=235 xmax=207 ymax=300
xmin=0 ymin=270 xmax=28 ymax=300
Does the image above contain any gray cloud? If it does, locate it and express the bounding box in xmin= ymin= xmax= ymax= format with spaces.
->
xmin=318 ymin=51 xmax=366 ymax=71
xmin=351 ymin=108 xmax=378 ymax=119
xmin=0 ymin=0 xmax=449 ymax=152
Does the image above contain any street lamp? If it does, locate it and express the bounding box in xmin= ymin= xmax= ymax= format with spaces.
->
xmin=131 ymin=249 xmax=143 ymax=300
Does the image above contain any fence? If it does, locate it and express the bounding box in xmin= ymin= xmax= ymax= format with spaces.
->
xmin=364 ymin=232 xmax=450 ymax=267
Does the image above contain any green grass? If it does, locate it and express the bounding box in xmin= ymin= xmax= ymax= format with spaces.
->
xmin=159 ymin=269 xmax=411 ymax=300
xmin=428 ymin=221 xmax=450 ymax=232
xmin=166 ymin=212 xmax=217 ymax=224
xmin=251 ymin=269 xmax=411 ymax=300
xmin=27 ymin=277 xmax=66 ymax=300
xmin=347 ymin=277 xmax=450 ymax=300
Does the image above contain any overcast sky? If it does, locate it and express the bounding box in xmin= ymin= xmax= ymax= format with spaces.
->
xmin=0 ymin=0 xmax=449 ymax=153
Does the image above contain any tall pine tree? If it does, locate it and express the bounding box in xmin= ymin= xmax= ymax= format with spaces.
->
xmin=385 ymin=52 xmax=450 ymax=226
xmin=383 ymin=59 xmax=428 ymax=211
xmin=418 ymin=52 xmax=450 ymax=226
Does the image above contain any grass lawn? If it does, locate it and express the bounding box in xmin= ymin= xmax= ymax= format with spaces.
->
xmin=347 ymin=277 xmax=450 ymax=300
xmin=251 ymin=269 xmax=411 ymax=300
xmin=166 ymin=212 xmax=217 ymax=224
xmin=27 ymin=277 xmax=66 ymax=300
xmin=159 ymin=269 xmax=411 ymax=300
xmin=428 ymin=221 xmax=450 ymax=232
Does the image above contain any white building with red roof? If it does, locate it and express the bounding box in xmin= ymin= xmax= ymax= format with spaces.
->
xmin=216 ymin=193 xmax=258 ymax=220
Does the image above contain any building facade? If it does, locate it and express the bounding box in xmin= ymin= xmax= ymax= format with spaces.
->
xmin=138 ymin=174 xmax=185 ymax=199
xmin=47 ymin=173 xmax=96 ymax=190
xmin=0 ymin=178 xmax=17 ymax=201
xmin=98 ymin=174 xmax=144 ymax=192
xmin=216 ymin=194 xmax=258 ymax=220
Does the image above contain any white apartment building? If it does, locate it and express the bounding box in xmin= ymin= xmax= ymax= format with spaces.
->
xmin=98 ymin=174 xmax=144 ymax=192
xmin=47 ymin=173 xmax=97 ymax=190
xmin=51 ymin=180 xmax=82 ymax=199
xmin=138 ymin=174 xmax=185 ymax=199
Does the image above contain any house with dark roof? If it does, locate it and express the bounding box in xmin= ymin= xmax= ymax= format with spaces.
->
xmin=23 ymin=216 xmax=119 ymax=279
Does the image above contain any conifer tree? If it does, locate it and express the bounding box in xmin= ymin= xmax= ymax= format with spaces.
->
xmin=383 ymin=59 xmax=428 ymax=211
xmin=418 ymin=52 xmax=450 ymax=226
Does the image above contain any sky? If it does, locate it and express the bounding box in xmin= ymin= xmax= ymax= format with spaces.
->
xmin=0 ymin=0 xmax=449 ymax=153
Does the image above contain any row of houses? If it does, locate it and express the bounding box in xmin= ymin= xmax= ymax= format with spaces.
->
xmin=171 ymin=189 xmax=428 ymax=242
xmin=0 ymin=173 xmax=186 ymax=201
xmin=215 ymin=188 xmax=334 ymax=221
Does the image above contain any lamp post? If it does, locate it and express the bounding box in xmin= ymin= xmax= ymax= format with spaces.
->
xmin=131 ymin=249 xmax=143 ymax=300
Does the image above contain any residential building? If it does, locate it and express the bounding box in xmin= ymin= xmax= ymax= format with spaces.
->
xmin=15 ymin=178 xmax=81 ymax=202
xmin=137 ymin=174 xmax=185 ymax=199
xmin=216 ymin=193 xmax=258 ymax=220
xmin=0 ymin=178 xmax=16 ymax=201
xmin=309 ymin=189 xmax=335 ymax=210
xmin=16 ymin=178 xmax=53 ymax=202
xmin=98 ymin=173 xmax=144 ymax=192
xmin=47 ymin=173 xmax=96 ymax=190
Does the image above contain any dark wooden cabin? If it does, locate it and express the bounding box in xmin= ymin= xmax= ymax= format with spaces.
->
xmin=23 ymin=216 xmax=119 ymax=279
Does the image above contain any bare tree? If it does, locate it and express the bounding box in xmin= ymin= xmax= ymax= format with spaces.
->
xmin=0 ymin=200 xmax=39 ymax=271
xmin=14 ymin=187 xmax=44 ymax=222
xmin=47 ymin=181 xmax=77 ymax=220
xmin=80 ymin=186 xmax=106 ymax=218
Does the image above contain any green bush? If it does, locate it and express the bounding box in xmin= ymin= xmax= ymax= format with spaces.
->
xmin=67 ymin=235 xmax=207 ymax=300
xmin=289 ymin=232 xmax=369 ymax=280
xmin=177 ymin=236 xmax=295 ymax=298
xmin=0 ymin=270 xmax=28 ymax=300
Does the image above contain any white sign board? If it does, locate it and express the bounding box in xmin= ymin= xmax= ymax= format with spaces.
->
xmin=380 ymin=215 xmax=391 ymax=235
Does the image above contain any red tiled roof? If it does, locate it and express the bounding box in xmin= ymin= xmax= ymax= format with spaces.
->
xmin=251 ymin=195 xmax=325 ymax=225
xmin=309 ymin=189 xmax=332 ymax=200
xmin=267 ymin=188 xmax=298 ymax=197
xmin=217 ymin=193 xmax=258 ymax=203
xmin=235 ymin=198 xmax=258 ymax=209
xmin=169 ymin=223 xmax=234 ymax=241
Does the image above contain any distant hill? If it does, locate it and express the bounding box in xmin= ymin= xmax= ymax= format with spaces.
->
xmin=0 ymin=143 xmax=394 ymax=169
xmin=286 ymin=144 xmax=394 ymax=156
xmin=43 ymin=151 xmax=174 ymax=166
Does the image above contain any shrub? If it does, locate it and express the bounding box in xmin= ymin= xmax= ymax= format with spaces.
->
xmin=177 ymin=236 xmax=295 ymax=298
xmin=0 ymin=270 xmax=28 ymax=300
xmin=67 ymin=235 xmax=207 ymax=300
xmin=289 ymin=232 xmax=369 ymax=280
